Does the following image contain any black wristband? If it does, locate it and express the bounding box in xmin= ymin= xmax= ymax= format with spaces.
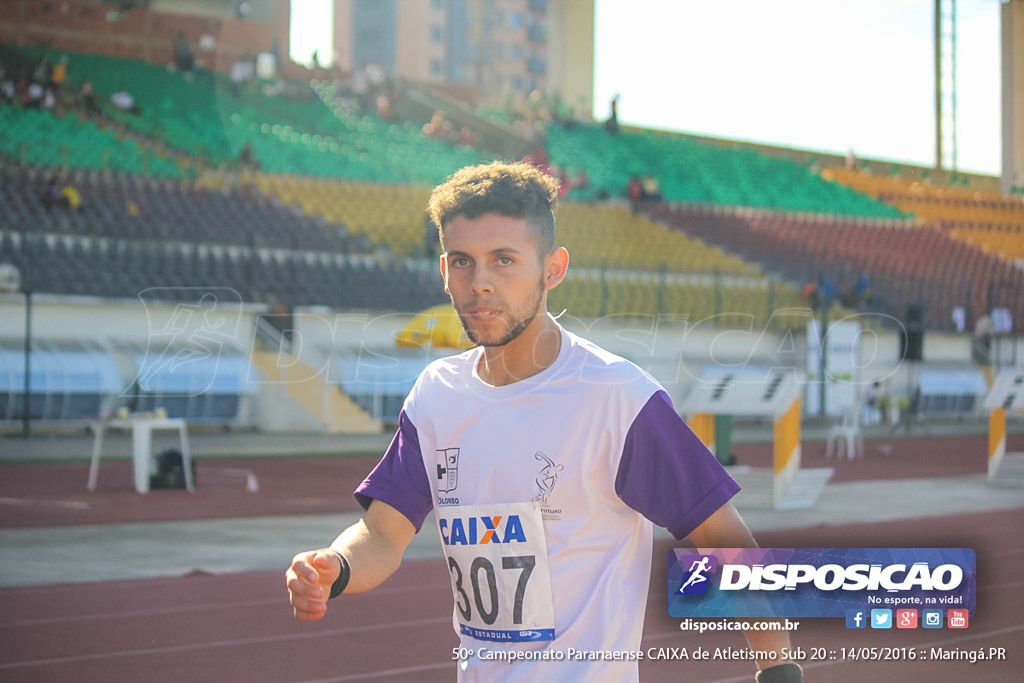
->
xmin=756 ymin=662 xmax=803 ymax=683
xmin=327 ymin=550 xmax=351 ymax=599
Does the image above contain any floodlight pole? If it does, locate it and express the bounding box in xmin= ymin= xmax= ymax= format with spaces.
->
xmin=935 ymin=0 xmax=942 ymax=170
xmin=22 ymin=290 xmax=31 ymax=437
xmin=21 ymin=231 xmax=34 ymax=438
xmin=818 ymin=295 xmax=828 ymax=418
xmin=935 ymin=0 xmax=959 ymax=171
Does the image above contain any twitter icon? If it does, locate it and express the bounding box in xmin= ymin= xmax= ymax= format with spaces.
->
xmin=870 ymin=609 xmax=893 ymax=629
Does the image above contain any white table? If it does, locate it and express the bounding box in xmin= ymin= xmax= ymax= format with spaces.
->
xmin=87 ymin=417 xmax=195 ymax=493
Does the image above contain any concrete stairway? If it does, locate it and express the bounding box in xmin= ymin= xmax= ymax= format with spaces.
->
xmin=250 ymin=351 xmax=381 ymax=434
xmin=989 ymin=452 xmax=1024 ymax=488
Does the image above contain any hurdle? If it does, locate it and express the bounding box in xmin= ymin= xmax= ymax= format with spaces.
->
xmin=983 ymin=370 xmax=1024 ymax=486
xmin=681 ymin=369 xmax=830 ymax=509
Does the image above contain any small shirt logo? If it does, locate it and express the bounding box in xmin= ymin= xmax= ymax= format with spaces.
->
xmin=437 ymin=448 xmax=460 ymax=494
xmin=532 ymin=451 xmax=563 ymax=506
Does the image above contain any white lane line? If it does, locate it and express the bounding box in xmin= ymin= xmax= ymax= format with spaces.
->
xmin=290 ymin=661 xmax=455 ymax=683
xmin=0 ymin=497 xmax=90 ymax=510
xmin=0 ymin=583 xmax=442 ymax=628
xmin=0 ymin=616 xmax=453 ymax=670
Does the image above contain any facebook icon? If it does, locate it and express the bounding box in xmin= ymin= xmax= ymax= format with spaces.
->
xmin=845 ymin=609 xmax=867 ymax=629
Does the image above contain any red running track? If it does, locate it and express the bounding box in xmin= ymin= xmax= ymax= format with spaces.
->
xmin=1 ymin=508 xmax=1021 ymax=682
xmin=2 ymin=433 xmax=1019 ymax=529
xmin=1 ymin=433 xmax=1022 ymax=681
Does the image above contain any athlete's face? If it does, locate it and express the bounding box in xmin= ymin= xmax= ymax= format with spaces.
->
xmin=440 ymin=213 xmax=565 ymax=348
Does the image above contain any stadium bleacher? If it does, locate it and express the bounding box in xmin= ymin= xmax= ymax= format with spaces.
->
xmin=824 ymin=166 xmax=1024 ymax=264
xmin=2 ymin=39 xmax=1021 ymax=428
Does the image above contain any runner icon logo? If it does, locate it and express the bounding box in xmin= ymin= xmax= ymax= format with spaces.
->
xmin=676 ymin=555 xmax=718 ymax=595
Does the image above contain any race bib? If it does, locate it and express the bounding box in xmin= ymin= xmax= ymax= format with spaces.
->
xmin=437 ymin=502 xmax=556 ymax=643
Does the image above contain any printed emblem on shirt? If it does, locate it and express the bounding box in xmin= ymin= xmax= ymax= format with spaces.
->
xmin=532 ymin=451 xmax=563 ymax=520
xmin=436 ymin=448 xmax=460 ymax=505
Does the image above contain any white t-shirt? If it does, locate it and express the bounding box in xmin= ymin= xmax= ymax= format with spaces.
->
xmin=356 ymin=326 xmax=739 ymax=681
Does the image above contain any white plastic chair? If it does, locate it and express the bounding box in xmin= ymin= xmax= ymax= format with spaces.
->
xmin=825 ymin=404 xmax=864 ymax=459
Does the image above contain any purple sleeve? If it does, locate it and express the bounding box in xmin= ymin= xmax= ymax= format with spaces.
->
xmin=615 ymin=390 xmax=740 ymax=540
xmin=354 ymin=409 xmax=434 ymax=532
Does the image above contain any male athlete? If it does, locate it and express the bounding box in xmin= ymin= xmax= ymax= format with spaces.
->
xmin=286 ymin=161 xmax=802 ymax=682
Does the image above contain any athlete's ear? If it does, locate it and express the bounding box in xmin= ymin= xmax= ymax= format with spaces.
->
xmin=439 ymin=253 xmax=450 ymax=294
xmin=543 ymin=247 xmax=569 ymax=290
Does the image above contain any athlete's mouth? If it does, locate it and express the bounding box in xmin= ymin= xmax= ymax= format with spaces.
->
xmin=465 ymin=306 xmax=503 ymax=321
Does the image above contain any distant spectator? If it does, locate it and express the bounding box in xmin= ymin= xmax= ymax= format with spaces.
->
xmin=863 ymin=380 xmax=884 ymax=426
xmin=521 ymin=145 xmax=550 ymax=175
xmin=457 ymin=125 xmax=477 ymax=148
xmin=230 ymin=54 xmax=255 ymax=97
xmin=423 ymin=110 xmax=446 ymax=138
xmin=951 ymin=306 xmax=966 ymax=334
xmin=376 ymin=95 xmax=392 ymax=122
xmin=24 ymin=80 xmax=44 ymax=108
xmin=801 ymin=280 xmax=819 ymax=309
xmin=50 ymin=55 xmax=68 ymax=90
xmin=270 ymin=39 xmax=281 ymax=76
xmin=852 ymin=272 xmax=871 ymax=310
xmin=174 ymin=32 xmax=195 ymax=76
xmin=79 ymin=78 xmax=100 ymax=116
xmin=31 ymin=55 xmax=50 ymax=85
xmin=641 ymin=177 xmax=662 ymax=202
xmin=423 ymin=212 xmax=440 ymax=258
xmin=365 ymin=63 xmax=386 ymax=90
xmin=237 ymin=141 xmax=260 ymax=170
xmin=526 ymin=89 xmax=545 ymax=123
xmin=41 ymin=176 xmax=61 ymax=210
xmin=627 ymin=175 xmax=643 ymax=212
xmin=604 ymin=94 xmax=619 ymax=135
xmin=972 ymin=314 xmax=993 ymax=366
xmin=576 ymin=168 xmax=591 ymax=190
xmin=352 ymin=67 xmax=368 ymax=111
xmin=0 ymin=75 xmax=14 ymax=104
xmin=554 ymin=166 xmax=570 ymax=198
xmin=110 ymin=87 xmax=140 ymax=114
xmin=58 ymin=184 xmax=81 ymax=213
xmin=819 ymin=275 xmax=836 ymax=305
xmin=42 ymin=176 xmax=80 ymax=214
xmin=991 ymin=307 xmax=1013 ymax=335
xmin=865 ymin=381 xmax=881 ymax=409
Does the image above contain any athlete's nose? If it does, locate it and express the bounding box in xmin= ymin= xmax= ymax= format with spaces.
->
xmin=469 ymin=265 xmax=495 ymax=295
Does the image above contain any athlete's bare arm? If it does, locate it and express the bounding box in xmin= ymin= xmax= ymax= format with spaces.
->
xmin=286 ymin=499 xmax=416 ymax=621
xmin=687 ymin=503 xmax=798 ymax=674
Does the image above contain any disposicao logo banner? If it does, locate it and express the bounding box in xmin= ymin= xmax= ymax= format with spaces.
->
xmin=667 ymin=548 xmax=976 ymax=618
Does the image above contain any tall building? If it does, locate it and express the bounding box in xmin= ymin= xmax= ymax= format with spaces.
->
xmin=332 ymin=0 xmax=594 ymax=114
xmin=1002 ymin=0 xmax=1024 ymax=194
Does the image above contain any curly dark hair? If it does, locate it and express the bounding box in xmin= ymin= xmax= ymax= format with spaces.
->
xmin=427 ymin=161 xmax=559 ymax=256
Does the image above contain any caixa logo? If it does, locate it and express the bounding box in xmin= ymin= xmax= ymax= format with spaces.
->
xmin=676 ymin=555 xmax=718 ymax=595
xmin=439 ymin=514 xmax=527 ymax=546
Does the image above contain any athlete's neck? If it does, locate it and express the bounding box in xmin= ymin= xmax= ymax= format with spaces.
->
xmin=477 ymin=314 xmax=562 ymax=387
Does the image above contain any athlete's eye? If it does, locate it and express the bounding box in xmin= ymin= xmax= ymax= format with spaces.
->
xmin=449 ymin=256 xmax=470 ymax=268
xmin=497 ymin=255 xmax=514 ymax=266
